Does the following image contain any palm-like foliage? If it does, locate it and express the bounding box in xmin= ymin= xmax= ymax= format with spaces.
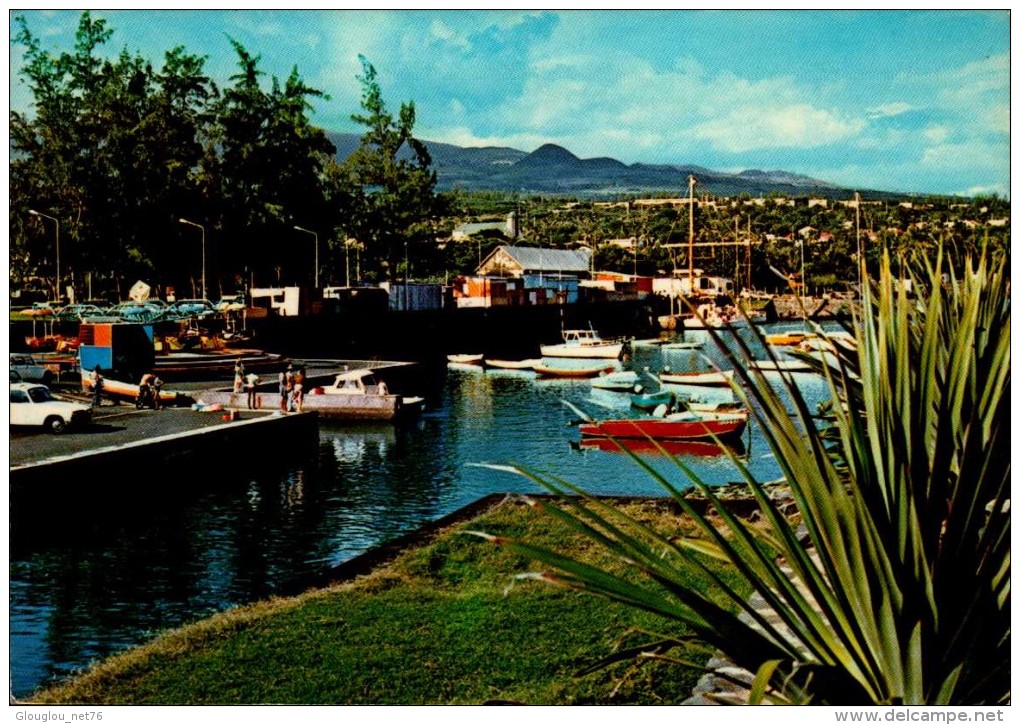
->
xmin=474 ymin=249 xmax=1009 ymax=704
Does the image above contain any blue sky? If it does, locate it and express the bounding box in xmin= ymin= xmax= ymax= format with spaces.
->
xmin=9 ymin=9 xmax=1011 ymax=197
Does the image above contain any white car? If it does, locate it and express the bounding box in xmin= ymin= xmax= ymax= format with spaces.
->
xmin=10 ymin=382 xmax=92 ymax=434
xmin=10 ymin=353 xmax=53 ymax=385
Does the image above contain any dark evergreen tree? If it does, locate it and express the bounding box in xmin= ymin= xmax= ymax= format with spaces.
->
xmin=343 ymin=56 xmax=437 ymax=282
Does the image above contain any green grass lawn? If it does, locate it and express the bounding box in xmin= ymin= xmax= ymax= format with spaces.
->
xmin=31 ymin=497 xmax=747 ymax=705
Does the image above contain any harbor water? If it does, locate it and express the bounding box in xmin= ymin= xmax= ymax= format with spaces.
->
xmin=9 ymin=321 xmax=845 ymax=698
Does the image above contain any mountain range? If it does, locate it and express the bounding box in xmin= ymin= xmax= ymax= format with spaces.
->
xmin=328 ymin=132 xmax=876 ymax=199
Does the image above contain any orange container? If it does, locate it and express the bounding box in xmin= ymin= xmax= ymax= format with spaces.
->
xmin=94 ymin=324 xmax=113 ymax=347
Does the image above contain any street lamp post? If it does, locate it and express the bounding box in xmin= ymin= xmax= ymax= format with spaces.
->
xmin=344 ymin=238 xmax=353 ymax=287
xmin=177 ymin=218 xmax=206 ymax=300
xmin=29 ymin=210 xmax=60 ymax=302
xmin=293 ymin=226 xmax=319 ymax=289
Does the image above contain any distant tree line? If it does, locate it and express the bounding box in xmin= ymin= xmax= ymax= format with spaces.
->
xmin=449 ymin=192 xmax=1010 ymax=295
xmin=10 ymin=11 xmax=438 ymax=301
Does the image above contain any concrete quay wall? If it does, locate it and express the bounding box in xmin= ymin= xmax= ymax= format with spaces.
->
xmin=10 ymin=410 xmax=318 ymax=492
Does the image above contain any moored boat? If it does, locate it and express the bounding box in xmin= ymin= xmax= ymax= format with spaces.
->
xmin=764 ymin=331 xmax=817 ymax=346
xmin=658 ymin=369 xmax=735 ymax=387
xmin=660 ymin=340 xmax=705 ymax=350
xmin=540 ymin=328 xmax=624 ymax=359
xmin=630 ymin=388 xmax=675 ymax=411
xmin=748 ymin=359 xmax=814 ymax=372
xmin=590 ymin=370 xmax=640 ymax=391
xmin=484 ymin=358 xmax=541 ymax=370
xmin=578 ymin=409 xmax=748 ymax=441
xmin=533 ymin=361 xmax=616 ymax=378
xmin=447 ymin=353 xmax=484 ymax=365
xmin=199 ymin=368 xmax=424 ymax=421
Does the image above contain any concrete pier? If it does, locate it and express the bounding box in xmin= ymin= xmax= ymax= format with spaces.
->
xmin=10 ymin=406 xmax=318 ymax=490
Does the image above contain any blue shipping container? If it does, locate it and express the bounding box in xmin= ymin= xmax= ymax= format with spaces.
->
xmin=79 ymin=345 xmax=113 ymax=372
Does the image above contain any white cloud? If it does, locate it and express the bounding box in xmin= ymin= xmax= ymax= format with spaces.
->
xmin=961 ymin=183 xmax=1009 ymax=198
xmin=921 ymin=139 xmax=1004 ymax=171
xmin=923 ymin=126 xmax=950 ymax=144
xmin=693 ymin=105 xmax=864 ymax=154
xmin=867 ymin=102 xmax=913 ymax=119
xmin=428 ymin=19 xmax=470 ymax=50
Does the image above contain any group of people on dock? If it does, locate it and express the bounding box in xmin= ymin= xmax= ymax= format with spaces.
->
xmin=87 ymin=365 xmax=164 ymax=410
xmin=279 ymin=364 xmax=305 ymax=413
xmin=136 ymin=372 xmax=164 ymax=410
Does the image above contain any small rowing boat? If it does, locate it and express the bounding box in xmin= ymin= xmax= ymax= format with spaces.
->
xmin=484 ymin=358 xmax=541 ymax=370
xmin=658 ymin=369 xmax=735 ymax=387
xmin=590 ymin=370 xmax=640 ymax=391
xmin=447 ymin=353 xmax=484 ymax=365
xmin=533 ymin=362 xmax=616 ymax=378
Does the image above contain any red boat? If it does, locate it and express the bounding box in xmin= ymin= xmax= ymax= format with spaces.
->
xmin=533 ymin=362 xmax=616 ymax=378
xmin=578 ymin=410 xmax=748 ymax=441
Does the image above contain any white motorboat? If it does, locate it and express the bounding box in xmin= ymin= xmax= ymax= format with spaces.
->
xmin=540 ymin=328 xmax=625 ymax=359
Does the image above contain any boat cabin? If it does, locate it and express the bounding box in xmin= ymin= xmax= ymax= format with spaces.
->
xmin=562 ymin=329 xmax=602 ymax=345
xmin=330 ymin=369 xmax=388 ymax=396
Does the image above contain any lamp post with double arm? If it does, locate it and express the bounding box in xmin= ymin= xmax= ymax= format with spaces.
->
xmin=28 ymin=209 xmax=60 ymax=302
xmin=293 ymin=226 xmax=319 ymax=288
xmin=177 ymin=218 xmax=206 ymax=300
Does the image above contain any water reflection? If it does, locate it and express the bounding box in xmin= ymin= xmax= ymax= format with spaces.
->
xmin=573 ymin=436 xmax=746 ymax=458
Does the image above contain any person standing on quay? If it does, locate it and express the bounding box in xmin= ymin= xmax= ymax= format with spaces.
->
xmin=90 ymin=365 xmax=104 ymax=408
xmin=245 ymin=371 xmax=261 ymax=410
xmin=152 ymin=375 xmax=165 ymax=410
xmin=280 ymin=365 xmax=294 ymax=413
xmin=291 ymin=366 xmax=305 ymax=413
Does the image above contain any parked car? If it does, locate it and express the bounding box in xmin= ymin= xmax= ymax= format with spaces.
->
xmin=215 ymin=294 xmax=247 ymax=313
xmin=170 ymin=299 xmax=217 ymax=319
xmin=10 ymin=353 xmax=53 ymax=385
xmin=10 ymin=369 xmax=22 ymax=383
xmin=10 ymin=382 xmax=92 ymax=434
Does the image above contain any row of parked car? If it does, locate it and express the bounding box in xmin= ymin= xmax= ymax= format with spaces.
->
xmin=22 ymin=295 xmax=247 ymax=323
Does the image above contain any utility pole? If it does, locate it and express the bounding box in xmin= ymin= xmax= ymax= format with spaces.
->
xmin=687 ymin=174 xmax=696 ymax=293
xmin=855 ymin=191 xmax=862 ymax=295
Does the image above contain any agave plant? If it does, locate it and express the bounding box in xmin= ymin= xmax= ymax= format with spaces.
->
xmin=473 ymin=249 xmax=1010 ymax=704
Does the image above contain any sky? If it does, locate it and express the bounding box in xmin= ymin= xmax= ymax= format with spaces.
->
xmin=8 ymin=9 xmax=1012 ymax=198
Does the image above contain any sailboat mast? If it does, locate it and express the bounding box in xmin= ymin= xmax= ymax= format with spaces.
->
xmin=687 ymin=174 xmax=696 ymax=291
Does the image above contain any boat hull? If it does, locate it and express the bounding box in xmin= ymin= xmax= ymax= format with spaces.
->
xmin=539 ymin=342 xmax=624 ymax=359
xmin=82 ymin=376 xmax=189 ymax=405
xmin=590 ymin=371 xmax=639 ymax=391
xmin=198 ymin=389 xmax=423 ymax=421
xmin=533 ymin=363 xmax=615 ymax=378
xmin=659 ymin=370 xmax=735 ymax=387
xmin=447 ymin=354 xmax=484 ymax=365
xmin=484 ymin=358 xmax=541 ymax=370
xmin=630 ymin=389 xmax=675 ymax=411
xmin=579 ymin=414 xmax=747 ymax=441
